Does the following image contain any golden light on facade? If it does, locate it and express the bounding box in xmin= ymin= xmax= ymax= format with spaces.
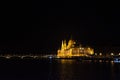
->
xmin=57 ymin=39 xmax=94 ymax=57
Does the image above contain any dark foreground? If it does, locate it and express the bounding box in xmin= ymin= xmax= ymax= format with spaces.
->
xmin=0 ymin=58 xmax=120 ymax=80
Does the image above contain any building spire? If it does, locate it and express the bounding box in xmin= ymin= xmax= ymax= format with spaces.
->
xmin=61 ymin=40 xmax=64 ymax=50
xmin=61 ymin=40 xmax=67 ymax=50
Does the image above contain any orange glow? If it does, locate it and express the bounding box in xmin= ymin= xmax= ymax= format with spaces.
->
xmin=57 ymin=39 xmax=94 ymax=57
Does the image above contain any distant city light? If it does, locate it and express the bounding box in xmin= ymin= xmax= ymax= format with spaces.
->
xmin=6 ymin=56 xmax=10 ymax=59
xmin=48 ymin=56 xmax=53 ymax=59
xmin=111 ymin=53 xmax=114 ymax=56
xmin=95 ymin=53 xmax=97 ymax=56
xmin=99 ymin=53 xmax=102 ymax=56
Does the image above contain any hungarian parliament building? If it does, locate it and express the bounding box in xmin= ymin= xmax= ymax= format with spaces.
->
xmin=57 ymin=39 xmax=94 ymax=57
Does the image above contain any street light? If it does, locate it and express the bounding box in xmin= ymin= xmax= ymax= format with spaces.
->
xmin=119 ymin=53 xmax=120 ymax=56
xmin=99 ymin=53 xmax=102 ymax=56
xmin=111 ymin=53 xmax=114 ymax=56
xmin=95 ymin=53 xmax=97 ymax=56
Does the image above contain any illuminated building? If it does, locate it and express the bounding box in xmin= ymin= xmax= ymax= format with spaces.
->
xmin=57 ymin=39 xmax=94 ymax=57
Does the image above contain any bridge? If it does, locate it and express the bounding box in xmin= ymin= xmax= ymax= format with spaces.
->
xmin=0 ymin=54 xmax=56 ymax=59
xmin=0 ymin=54 xmax=119 ymax=60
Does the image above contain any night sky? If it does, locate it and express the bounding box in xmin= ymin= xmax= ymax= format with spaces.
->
xmin=1 ymin=1 xmax=120 ymax=54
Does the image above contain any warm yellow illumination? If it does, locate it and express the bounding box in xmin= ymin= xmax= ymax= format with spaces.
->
xmin=99 ymin=53 xmax=102 ymax=56
xmin=111 ymin=53 xmax=114 ymax=56
xmin=57 ymin=39 xmax=94 ymax=57
xmin=119 ymin=53 xmax=120 ymax=55
xmin=60 ymin=59 xmax=74 ymax=64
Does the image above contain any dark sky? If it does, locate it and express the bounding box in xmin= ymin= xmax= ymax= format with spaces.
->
xmin=32 ymin=1 xmax=120 ymax=51
xmin=0 ymin=0 xmax=120 ymax=53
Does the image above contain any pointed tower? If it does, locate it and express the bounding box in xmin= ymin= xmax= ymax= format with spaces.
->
xmin=63 ymin=40 xmax=67 ymax=50
xmin=61 ymin=40 xmax=64 ymax=50
xmin=67 ymin=35 xmax=75 ymax=49
xmin=61 ymin=40 xmax=67 ymax=50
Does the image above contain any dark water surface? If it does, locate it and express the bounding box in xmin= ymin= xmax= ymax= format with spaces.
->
xmin=0 ymin=58 xmax=120 ymax=80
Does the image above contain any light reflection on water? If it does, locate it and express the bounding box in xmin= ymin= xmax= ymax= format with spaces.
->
xmin=47 ymin=59 xmax=120 ymax=80
xmin=0 ymin=59 xmax=120 ymax=80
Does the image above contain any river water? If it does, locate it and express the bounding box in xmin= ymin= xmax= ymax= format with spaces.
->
xmin=0 ymin=58 xmax=120 ymax=80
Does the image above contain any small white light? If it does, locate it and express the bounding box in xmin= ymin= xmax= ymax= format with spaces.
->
xmin=111 ymin=53 xmax=114 ymax=56
xmin=119 ymin=53 xmax=120 ymax=55
xmin=99 ymin=53 xmax=102 ymax=56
